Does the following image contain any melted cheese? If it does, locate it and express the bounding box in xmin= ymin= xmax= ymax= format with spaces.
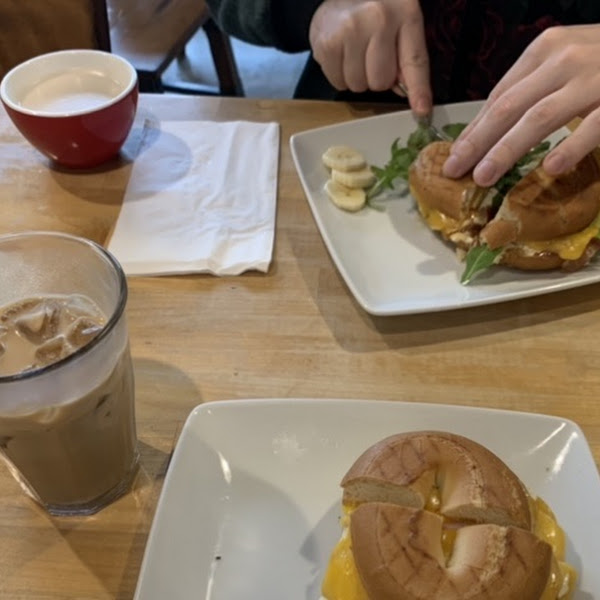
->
xmin=534 ymin=497 xmax=577 ymax=600
xmin=321 ymin=505 xmax=368 ymax=600
xmin=322 ymin=496 xmax=576 ymax=600
xmin=416 ymin=199 xmax=459 ymax=235
xmin=416 ymin=195 xmax=600 ymax=262
xmin=524 ymin=219 xmax=600 ymax=261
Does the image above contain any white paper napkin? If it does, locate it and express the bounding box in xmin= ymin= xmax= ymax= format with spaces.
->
xmin=107 ymin=119 xmax=280 ymax=276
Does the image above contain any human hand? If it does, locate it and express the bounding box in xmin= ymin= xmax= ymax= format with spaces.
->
xmin=309 ymin=0 xmax=431 ymax=116
xmin=443 ymin=24 xmax=600 ymax=186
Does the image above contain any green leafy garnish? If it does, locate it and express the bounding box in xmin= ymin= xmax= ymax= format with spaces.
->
xmin=366 ymin=123 xmax=553 ymax=284
xmin=367 ymin=122 xmax=467 ymax=201
xmin=460 ymin=245 xmax=503 ymax=285
xmin=493 ymin=140 xmax=551 ymax=200
xmin=441 ymin=122 xmax=467 ymax=140
xmin=367 ymin=138 xmax=417 ymax=200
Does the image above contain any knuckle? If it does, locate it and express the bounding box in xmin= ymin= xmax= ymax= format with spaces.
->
xmin=327 ymin=72 xmax=347 ymax=90
xmin=554 ymin=43 xmax=586 ymax=71
xmin=404 ymin=53 xmax=429 ymax=70
xmin=317 ymin=36 xmax=339 ymax=57
xmin=491 ymin=138 xmax=519 ymax=168
xmin=486 ymin=87 xmax=503 ymax=104
xmin=399 ymin=2 xmax=424 ymax=25
xmin=340 ymin=14 xmax=362 ymax=39
xmin=487 ymin=94 xmax=517 ymax=123
xmin=362 ymin=1 xmax=390 ymax=27
xmin=584 ymin=108 xmax=600 ymax=130
xmin=327 ymin=9 xmax=365 ymax=41
xmin=368 ymin=70 xmax=396 ymax=91
xmin=348 ymin=80 xmax=368 ymax=93
xmin=526 ymin=100 xmax=556 ymax=130
xmin=533 ymin=26 xmax=566 ymax=53
xmin=312 ymin=31 xmax=342 ymax=61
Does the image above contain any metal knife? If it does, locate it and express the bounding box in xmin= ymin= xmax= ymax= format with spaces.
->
xmin=396 ymin=82 xmax=452 ymax=142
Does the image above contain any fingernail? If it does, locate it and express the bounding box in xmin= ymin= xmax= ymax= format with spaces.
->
xmin=443 ymin=140 xmax=476 ymax=177
xmin=473 ymin=159 xmax=499 ymax=186
xmin=544 ymin=152 xmax=566 ymax=175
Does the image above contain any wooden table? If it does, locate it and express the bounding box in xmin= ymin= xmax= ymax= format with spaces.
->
xmin=0 ymin=94 xmax=599 ymax=598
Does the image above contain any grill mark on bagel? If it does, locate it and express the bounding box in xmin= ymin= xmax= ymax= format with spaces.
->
xmin=482 ymin=152 xmax=600 ymax=247
xmin=510 ymin=527 xmax=532 ymax=574
xmin=351 ymin=503 xmax=552 ymax=599
xmin=327 ymin=432 xmax=571 ymax=600
xmin=409 ymin=141 xmax=484 ymax=223
xmin=381 ymin=506 xmax=455 ymax=594
xmin=342 ymin=431 xmax=532 ymax=530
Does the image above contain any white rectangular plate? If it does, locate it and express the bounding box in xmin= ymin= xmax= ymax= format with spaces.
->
xmin=290 ymin=102 xmax=600 ymax=316
xmin=134 ymin=398 xmax=600 ymax=600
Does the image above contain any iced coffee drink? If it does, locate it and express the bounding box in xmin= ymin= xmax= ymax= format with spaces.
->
xmin=0 ymin=294 xmax=136 ymax=510
xmin=0 ymin=231 xmax=138 ymax=516
xmin=0 ymin=294 xmax=105 ymax=376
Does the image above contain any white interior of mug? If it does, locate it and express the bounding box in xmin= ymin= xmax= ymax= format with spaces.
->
xmin=0 ymin=49 xmax=137 ymax=117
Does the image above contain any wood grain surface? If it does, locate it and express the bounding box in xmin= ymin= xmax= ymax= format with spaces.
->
xmin=0 ymin=95 xmax=598 ymax=598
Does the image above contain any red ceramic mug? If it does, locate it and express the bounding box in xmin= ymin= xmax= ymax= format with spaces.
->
xmin=0 ymin=49 xmax=138 ymax=169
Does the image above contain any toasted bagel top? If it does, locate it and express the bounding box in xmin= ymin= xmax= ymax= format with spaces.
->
xmin=408 ymin=141 xmax=483 ymax=220
xmin=341 ymin=430 xmax=532 ymax=529
xmin=482 ymin=152 xmax=600 ymax=249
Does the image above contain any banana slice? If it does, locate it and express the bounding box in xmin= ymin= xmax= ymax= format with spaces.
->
xmin=325 ymin=179 xmax=366 ymax=212
xmin=322 ymin=145 xmax=366 ymax=172
xmin=331 ymin=166 xmax=376 ymax=189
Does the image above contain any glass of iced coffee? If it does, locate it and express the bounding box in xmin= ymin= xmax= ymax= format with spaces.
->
xmin=0 ymin=231 xmax=138 ymax=516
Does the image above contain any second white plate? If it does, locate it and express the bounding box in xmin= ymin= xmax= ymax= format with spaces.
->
xmin=134 ymin=398 xmax=600 ymax=600
xmin=290 ymin=102 xmax=600 ymax=315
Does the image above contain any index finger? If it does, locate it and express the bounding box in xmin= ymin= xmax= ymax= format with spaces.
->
xmin=397 ymin=8 xmax=431 ymax=117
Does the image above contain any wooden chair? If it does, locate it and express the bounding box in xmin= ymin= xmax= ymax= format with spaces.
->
xmin=107 ymin=0 xmax=244 ymax=96
xmin=0 ymin=0 xmax=111 ymax=80
xmin=0 ymin=0 xmax=243 ymax=97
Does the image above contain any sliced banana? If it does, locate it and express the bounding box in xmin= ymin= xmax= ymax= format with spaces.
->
xmin=325 ymin=179 xmax=366 ymax=212
xmin=322 ymin=145 xmax=366 ymax=172
xmin=331 ymin=166 xmax=376 ymax=189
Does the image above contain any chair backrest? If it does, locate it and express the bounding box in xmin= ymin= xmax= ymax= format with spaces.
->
xmin=0 ymin=0 xmax=110 ymax=80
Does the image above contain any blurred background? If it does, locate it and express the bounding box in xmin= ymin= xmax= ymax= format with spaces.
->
xmin=0 ymin=0 xmax=310 ymax=99
xmin=163 ymin=30 xmax=308 ymax=99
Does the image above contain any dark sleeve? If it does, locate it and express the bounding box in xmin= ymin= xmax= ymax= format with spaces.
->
xmin=206 ymin=0 xmax=324 ymax=52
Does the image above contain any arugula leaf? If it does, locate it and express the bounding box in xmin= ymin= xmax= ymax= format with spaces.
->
xmin=364 ymin=122 xmax=554 ymax=282
xmin=366 ymin=138 xmax=418 ymax=199
xmin=460 ymin=141 xmax=552 ymax=282
xmin=441 ymin=122 xmax=467 ymax=140
xmin=460 ymin=245 xmax=503 ymax=285
xmin=406 ymin=123 xmax=437 ymax=151
xmin=515 ymin=140 xmax=551 ymax=167
xmin=367 ymin=122 xmax=468 ymax=201
xmin=494 ymin=140 xmax=551 ymax=197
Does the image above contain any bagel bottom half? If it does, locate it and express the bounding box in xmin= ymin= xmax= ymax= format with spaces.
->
xmin=321 ymin=431 xmax=576 ymax=600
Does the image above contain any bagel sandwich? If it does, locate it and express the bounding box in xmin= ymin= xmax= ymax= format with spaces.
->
xmin=408 ymin=141 xmax=600 ymax=283
xmin=321 ymin=431 xmax=576 ymax=600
